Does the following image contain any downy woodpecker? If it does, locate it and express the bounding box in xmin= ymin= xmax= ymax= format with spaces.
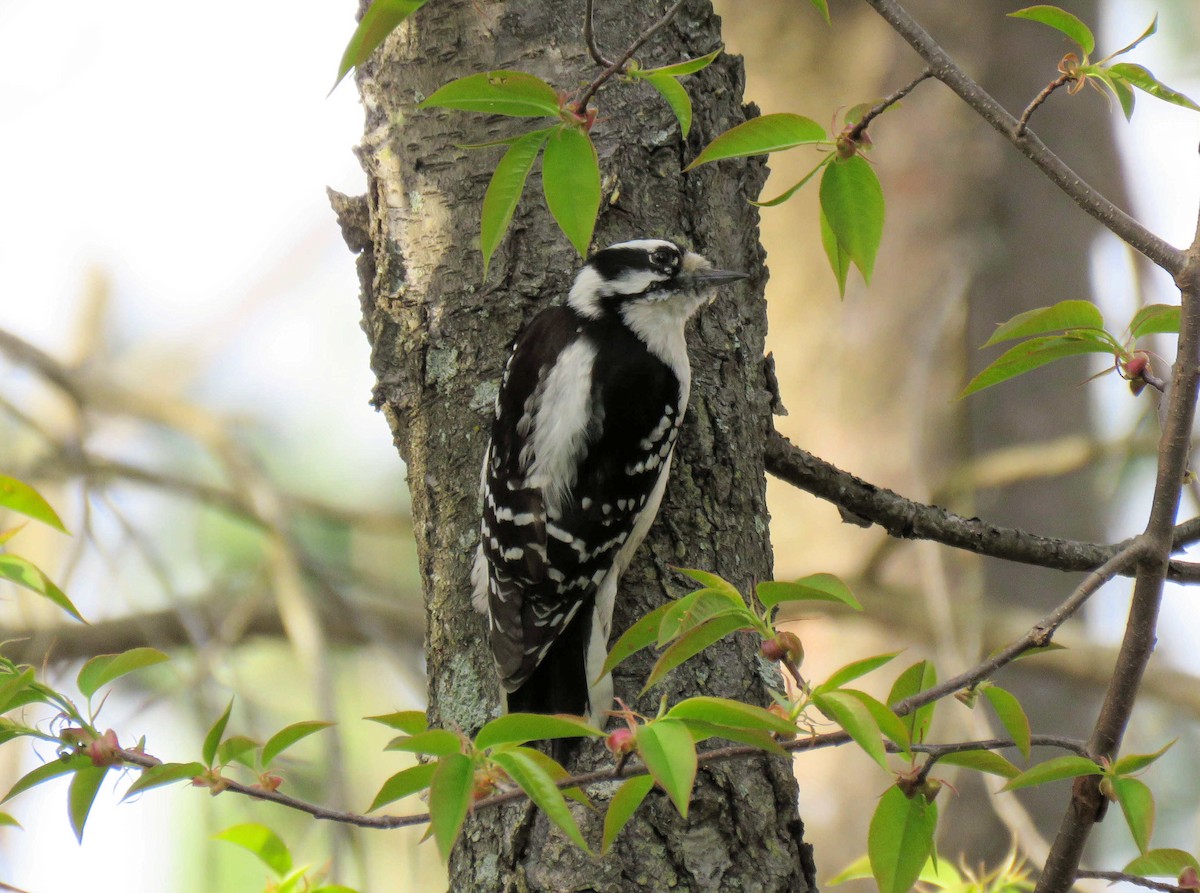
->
xmin=471 ymin=239 xmax=748 ymax=728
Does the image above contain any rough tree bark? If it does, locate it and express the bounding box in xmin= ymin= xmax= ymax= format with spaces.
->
xmin=331 ymin=0 xmax=813 ymax=890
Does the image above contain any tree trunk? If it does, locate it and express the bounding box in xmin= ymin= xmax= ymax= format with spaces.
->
xmin=333 ymin=0 xmax=813 ymax=889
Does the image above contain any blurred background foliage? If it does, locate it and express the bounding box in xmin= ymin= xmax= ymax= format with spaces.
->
xmin=0 ymin=0 xmax=1198 ymax=890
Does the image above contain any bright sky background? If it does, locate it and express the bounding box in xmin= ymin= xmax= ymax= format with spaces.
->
xmin=0 ymin=0 xmax=1197 ymax=890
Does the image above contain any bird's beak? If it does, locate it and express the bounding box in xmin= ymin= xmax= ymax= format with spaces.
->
xmin=690 ymin=268 xmax=749 ymax=286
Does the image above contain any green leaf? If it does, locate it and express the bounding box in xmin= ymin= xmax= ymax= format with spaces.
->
xmin=68 ymin=766 xmax=108 ymax=843
xmin=214 ymin=823 xmax=293 ymax=876
xmin=0 ymin=475 xmax=68 ymax=533
xmin=807 ymin=0 xmax=831 ymax=24
xmin=819 ymin=155 xmax=884 ymax=282
xmin=1123 ymin=849 xmax=1200 ymax=878
xmin=1009 ymin=6 xmax=1095 ymax=56
xmin=602 ymin=774 xmax=655 ymax=854
xmin=419 ymin=70 xmax=562 ymax=117
xmin=3 ymin=753 xmax=91 ymax=803
xmin=0 ymin=667 xmax=35 ymax=715
xmin=77 ymin=647 xmax=169 ymax=700
xmin=123 ymin=762 xmax=206 ymax=800
xmin=960 ymin=333 xmax=1117 ymax=398
xmin=642 ymin=612 xmax=751 ymax=691
xmin=936 ymin=749 xmax=1021 ymax=779
xmin=542 ymin=126 xmax=601 ymax=257
xmin=843 ymin=690 xmax=910 ymax=755
xmin=983 ymin=300 xmax=1106 ymax=346
xmin=429 ymin=753 xmax=475 ymax=862
xmin=814 ymin=690 xmax=888 ymax=771
xmin=820 ymin=204 xmax=851 ymax=297
xmin=1107 ymin=63 xmax=1200 ymax=112
xmin=261 ymin=721 xmax=335 ymax=768
xmin=333 ymin=0 xmax=431 ymax=89
xmin=1129 ymin=304 xmax=1180 ymax=339
xmin=751 ymin=157 xmax=830 ymax=208
xmin=0 ymin=555 xmax=85 ymax=622
xmin=757 ymin=573 xmax=861 ymax=611
xmin=203 ymin=699 xmax=234 ymax=768
xmin=599 ymin=598 xmax=683 ymax=679
xmin=474 ymin=713 xmax=603 ymax=751
xmin=643 ymin=73 xmax=694 ymax=138
xmin=492 ymin=749 xmax=591 ymax=853
xmin=365 ymin=710 xmax=428 ymax=734
xmin=980 ymin=685 xmax=1032 ymax=761
xmin=868 ymin=785 xmax=939 ymax=893
xmin=0 ymin=812 xmax=20 ymax=829
xmin=637 ymin=718 xmax=696 ymax=817
xmin=506 ymin=746 xmax=589 ymax=805
xmin=667 ymin=696 xmax=798 ymax=737
xmin=673 ymin=568 xmax=742 ymax=599
xmin=817 ymin=653 xmax=898 ymax=693
xmin=217 ymin=735 xmax=259 ymax=769
xmin=1109 ymin=72 xmax=1137 ymax=120
xmin=888 ymin=660 xmax=937 ymax=745
xmin=480 ymin=127 xmax=553 ymax=277
xmin=686 ymin=113 xmax=827 ymax=170
xmin=368 ymin=762 xmax=437 ymax=812
xmin=385 ymin=729 xmax=464 ymax=756
xmin=1104 ymin=15 xmax=1157 ymax=62
xmin=1114 ymin=739 xmax=1175 ymax=776
xmin=1001 ymin=755 xmax=1102 ymax=791
xmin=657 ymin=589 xmax=749 ymax=646
xmin=1113 ymin=776 xmax=1154 ymax=854
xmin=639 ymin=48 xmax=722 ymax=78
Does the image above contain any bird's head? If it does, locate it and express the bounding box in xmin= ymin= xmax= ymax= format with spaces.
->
xmin=567 ymin=239 xmax=747 ymax=321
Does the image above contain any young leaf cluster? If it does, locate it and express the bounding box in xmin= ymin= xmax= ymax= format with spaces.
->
xmin=962 ymin=299 xmax=1178 ymax=398
xmin=1010 ymin=6 xmax=1199 ymax=120
xmin=686 ymin=114 xmax=884 ymax=296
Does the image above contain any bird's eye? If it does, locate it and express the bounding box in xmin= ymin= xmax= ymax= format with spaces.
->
xmin=651 ymin=247 xmax=676 ymax=270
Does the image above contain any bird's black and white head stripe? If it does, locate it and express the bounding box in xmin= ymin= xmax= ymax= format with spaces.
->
xmin=471 ymin=238 xmax=747 ymax=734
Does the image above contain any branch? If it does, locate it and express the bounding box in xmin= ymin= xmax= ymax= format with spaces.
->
xmin=116 ymin=731 xmax=1084 ymax=832
xmin=764 ymin=430 xmax=1200 ymax=581
xmin=846 ymin=69 xmax=934 ymax=143
xmin=858 ymin=0 xmax=1186 ymax=275
xmin=1035 ymin=198 xmax=1200 ymax=893
xmin=583 ymin=0 xmax=614 ymax=67
xmin=1076 ymin=872 xmax=1188 ymax=893
xmin=1015 ymin=72 xmax=1073 ymax=138
xmin=1 ymin=592 xmax=423 ymax=667
xmin=574 ymin=0 xmax=688 ymax=112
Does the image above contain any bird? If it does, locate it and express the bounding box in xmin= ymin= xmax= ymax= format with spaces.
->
xmin=470 ymin=238 xmax=748 ymax=736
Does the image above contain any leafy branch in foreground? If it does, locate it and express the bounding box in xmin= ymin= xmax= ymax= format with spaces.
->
xmin=962 ymin=299 xmax=1178 ymax=398
xmin=1009 ymin=5 xmax=1199 ymax=134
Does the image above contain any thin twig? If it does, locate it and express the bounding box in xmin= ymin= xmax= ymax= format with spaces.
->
xmin=847 ymin=69 xmax=934 ymax=142
xmin=116 ymin=732 xmax=1085 ymax=832
xmin=574 ymin=0 xmax=688 ymax=112
xmin=583 ymin=0 xmax=614 ymax=67
xmin=1015 ymin=72 xmax=1073 ymax=138
xmin=1076 ymin=871 xmax=1187 ymax=893
xmin=859 ymin=0 xmax=1186 ymax=275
